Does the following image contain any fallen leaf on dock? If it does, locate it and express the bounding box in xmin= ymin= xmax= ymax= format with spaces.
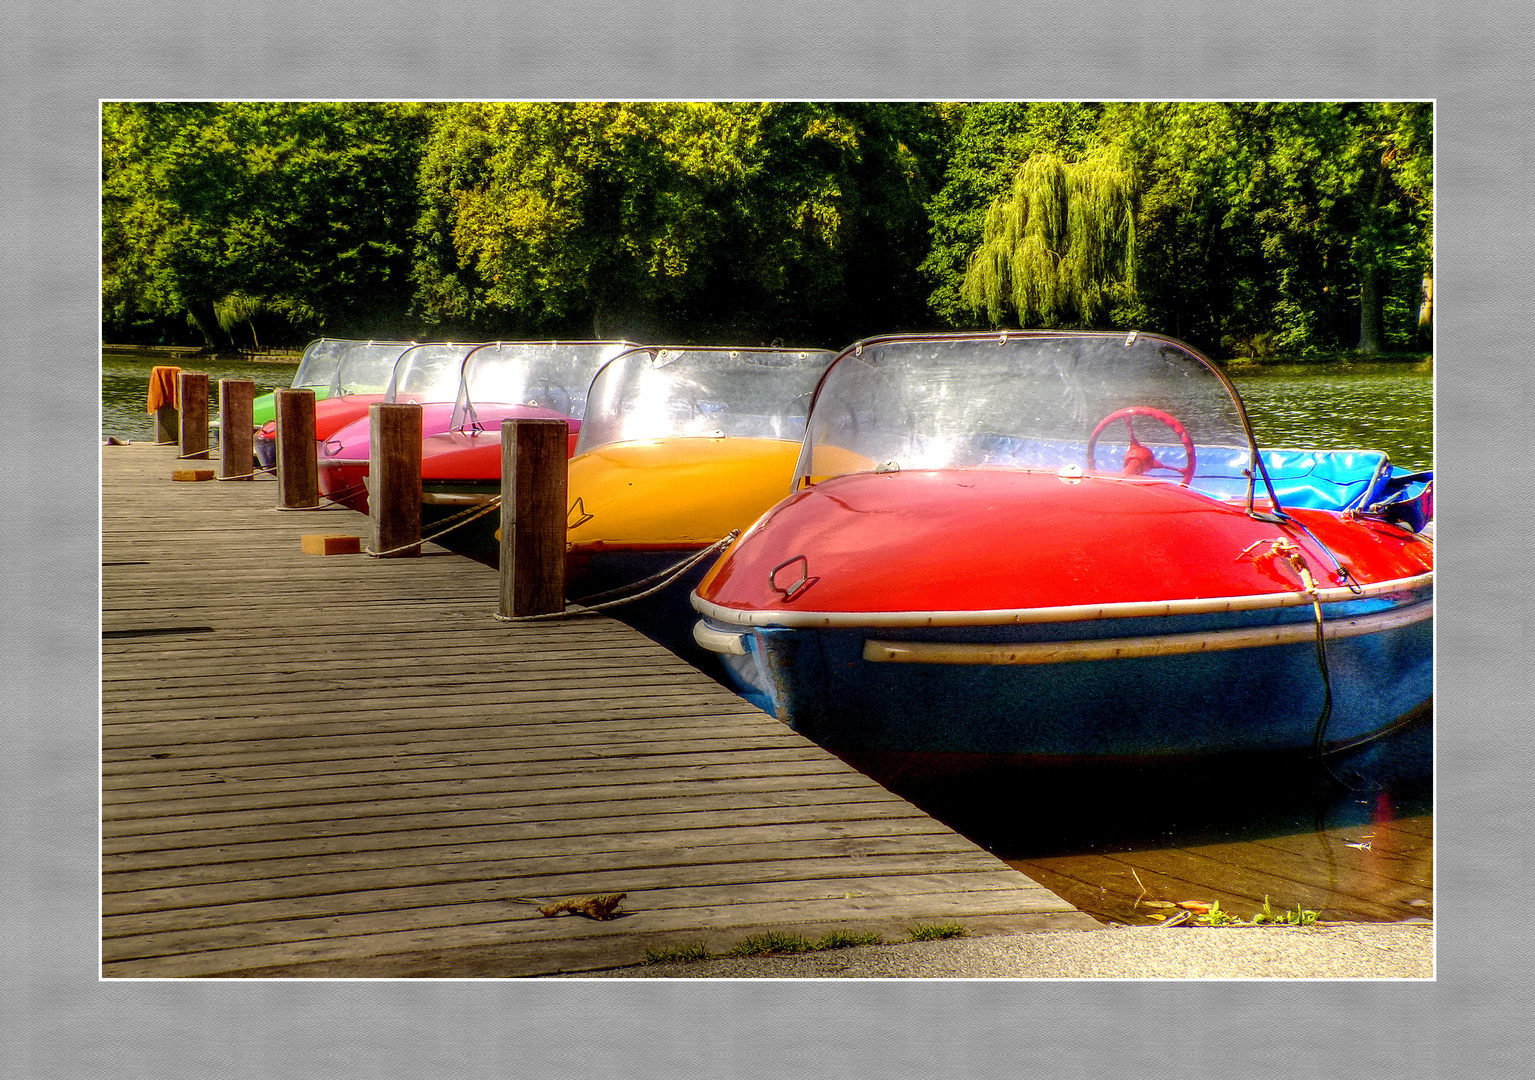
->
xmin=537 ymin=893 xmax=627 ymax=920
xmin=1177 ymin=901 xmax=1212 ymax=914
xmin=1140 ymin=900 xmax=1179 ymax=910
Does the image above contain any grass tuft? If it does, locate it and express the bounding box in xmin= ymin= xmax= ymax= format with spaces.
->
xmin=814 ymin=931 xmax=885 ymax=950
xmin=641 ymin=942 xmax=711 ymax=965
xmin=1192 ymin=900 xmax=1242 ymax=926
xmin=1250 ymin=895 xmax=1320 ymax=926
xmin=640 ymin=929 xmax=893 ymax=966
xmin=726 ymin=931 xmax=815 ymax=957
xmin=906 ymin=923 xmax=968 ymax=941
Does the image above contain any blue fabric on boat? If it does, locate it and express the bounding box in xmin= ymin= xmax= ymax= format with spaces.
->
xmin=1191 ymin=447 xmax=1393 ymax=510
xmin=899 ymin=433 xmax=1428 ymax=518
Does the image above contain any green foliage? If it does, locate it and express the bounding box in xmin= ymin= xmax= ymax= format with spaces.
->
xmin=1192 ymin=900 xmax=1242 ymax=926
xmin=906 ymin=922 xmax=968 ymax=941
xmin=102 ymin=100 xmax=1431 ymax=357
xmin=920 ymin=102 xmax=1103 ymax=325
xmin=103 ymin=101 xmax=433 ymax=344
xmin=1180 ymin=896 xmax=1321 ymax=926
xmin=637 ymin=929 xmax=887 ymax=965
xmin=412 ymin=101 xmax=948 ymax=342
xmin=1250 ymin=895 xmax=1321 ymax=926
xmin=924 ymin=100 xmax=1433 ymax=355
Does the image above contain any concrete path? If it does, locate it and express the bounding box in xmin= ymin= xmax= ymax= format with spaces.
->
xmin=557 ymin=921 xmax=1434 ymax=979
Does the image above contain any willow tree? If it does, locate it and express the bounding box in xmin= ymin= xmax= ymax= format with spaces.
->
xmin=961 ymin=144 xmax=1138 ymax=327
xmin=214 ymin=293 xmax=271 ymax=348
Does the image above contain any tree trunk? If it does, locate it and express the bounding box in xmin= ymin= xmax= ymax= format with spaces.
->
xmin=1356 ymin=159 xmax=1387 ymax=356
xmin=1357 ymin=259 xmax=1384 ymax=355
xmin=185 ymin=298 xmax=232 ymax=351
xmin=1417 ymin=229 xmax=1434 ymax=345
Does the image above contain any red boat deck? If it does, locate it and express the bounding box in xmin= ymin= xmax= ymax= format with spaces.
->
xmin=100 ymin=442 xmax=1097 ymax=978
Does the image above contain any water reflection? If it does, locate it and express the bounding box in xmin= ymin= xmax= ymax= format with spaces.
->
xmin=870 ymin=715 xmax=1432 ymax=925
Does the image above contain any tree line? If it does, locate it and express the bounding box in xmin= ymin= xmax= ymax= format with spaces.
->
xmin=102 ymin=100 xmax=1432 ymax=359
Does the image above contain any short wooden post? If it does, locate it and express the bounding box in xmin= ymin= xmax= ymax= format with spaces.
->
xmin=149 ymin=364 xmax=180 ymax=443
xmin=499 ymin=418 xmax=568 ymax=618
xmin=275 ymin=388 xmax=318 ymax=508
xmin=177 ymin=372 xmax=210 ymax=460
xmin=153 ymin=405 xmax=179 ymax=444
xmin=218 ymin=378 xmax=255 ymax=480
xmin=369 ymin=402 xmax=422 ymax=558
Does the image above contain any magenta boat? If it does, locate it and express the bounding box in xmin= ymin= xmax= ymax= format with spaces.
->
xmin=252 ymin=339 xmax=417 ymax=467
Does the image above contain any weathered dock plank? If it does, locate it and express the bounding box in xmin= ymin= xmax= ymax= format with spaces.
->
xmin=101 ymin=443 xmax=1097 ymax=977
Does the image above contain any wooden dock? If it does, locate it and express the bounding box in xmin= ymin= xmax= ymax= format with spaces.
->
xmin=101 ymin=442 xmax=1097 ymax=978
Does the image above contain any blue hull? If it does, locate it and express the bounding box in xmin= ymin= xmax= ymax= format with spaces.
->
xmin=704 ymin=595 xmax=1432 ymax=763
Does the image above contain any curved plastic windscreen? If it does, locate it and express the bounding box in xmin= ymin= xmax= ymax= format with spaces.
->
xmin=450 ymin=341 xmax=636 ymax=430
xmin=384 ymin=343 xmax=483 ymax=404
xmin=575 ymin=347 xmax=838 ymax=454
xmin=792 ymin=333 xmax=1254 ymax=489
xmin=327 ymin=341 xmax=416 ymax=397
xmin=291 ymin=339 xmax=355 ymax=389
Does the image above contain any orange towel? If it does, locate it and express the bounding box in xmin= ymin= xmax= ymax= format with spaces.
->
xmin=147 ymin=366 xmax=181 ymax=413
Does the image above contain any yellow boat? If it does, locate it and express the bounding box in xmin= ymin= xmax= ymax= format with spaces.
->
xmin=563 ymin=345 xmax=836 ymax=664
xmin=567 ymin=436 xmax=804 ymax=551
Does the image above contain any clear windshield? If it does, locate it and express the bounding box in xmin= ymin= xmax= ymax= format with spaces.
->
xmin=329 ymin=341 xmax=416 ymax=396
xmin=291 ymin=338 xmax=354 ymax=389
xmin=576 ymin=347 xmax=838 ymax=454
xmin=385 ymin=342 xmax=482 ymax=404
xmin=793 ymin=332 xmax=1255 ymax=487
xmin=451 ymin=341 xmax=636 ymax=429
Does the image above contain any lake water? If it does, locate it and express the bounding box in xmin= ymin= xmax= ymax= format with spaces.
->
xmin=101 ymin=352 xmax=300 ymax=441
xmin=1229 ymin=362 xmax=1433 ymax=471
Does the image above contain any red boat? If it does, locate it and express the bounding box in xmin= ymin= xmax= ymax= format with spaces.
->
xmin=690 ymin=331 xmax=1433 ymax=771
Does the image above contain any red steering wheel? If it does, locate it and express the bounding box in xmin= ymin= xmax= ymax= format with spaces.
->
xmin=1087 ymin=406 xmax=1197 ymax=485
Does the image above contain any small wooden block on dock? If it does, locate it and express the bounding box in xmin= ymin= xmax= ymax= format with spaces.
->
xmin=171 ymin=468 xmax=215 ymax=482
xmin=300 ymin=534 xmax=362 ymax=556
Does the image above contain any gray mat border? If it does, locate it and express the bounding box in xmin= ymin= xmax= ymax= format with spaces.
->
xmin=5 ymin=1 xmax=1529 ymax=1076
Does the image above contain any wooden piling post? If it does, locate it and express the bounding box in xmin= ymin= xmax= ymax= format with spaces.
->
xmin=218 ymin=378 xmax=255 ymax=480
xmin=499 ymin=418 xmax=568 ymax=618
xmin=275 ymin=388 xmax=318 ymax=508
xmin=369 ymin=402 xmax=423 ymax=558
xmin=177 ymin=372 xmax=209 ymax=460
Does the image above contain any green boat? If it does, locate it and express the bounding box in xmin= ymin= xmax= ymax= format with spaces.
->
xmin=250 ymin=338 xmax=417 ymax=425
xmin=249 ymin=339 xmax=416 ymax=465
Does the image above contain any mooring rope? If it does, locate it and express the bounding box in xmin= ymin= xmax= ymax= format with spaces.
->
xmin=363 ymin=496 xmax=505 ymax=557
xmin=273 ymin=480 xmax=371 ymax=511
xmin=213 ymin=464 xmax=277 ymax=481
xmin=1268 ymin=540 xmax=1359 ymax=787
xmin=494 ymin=531 xmax=740 ymax=623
